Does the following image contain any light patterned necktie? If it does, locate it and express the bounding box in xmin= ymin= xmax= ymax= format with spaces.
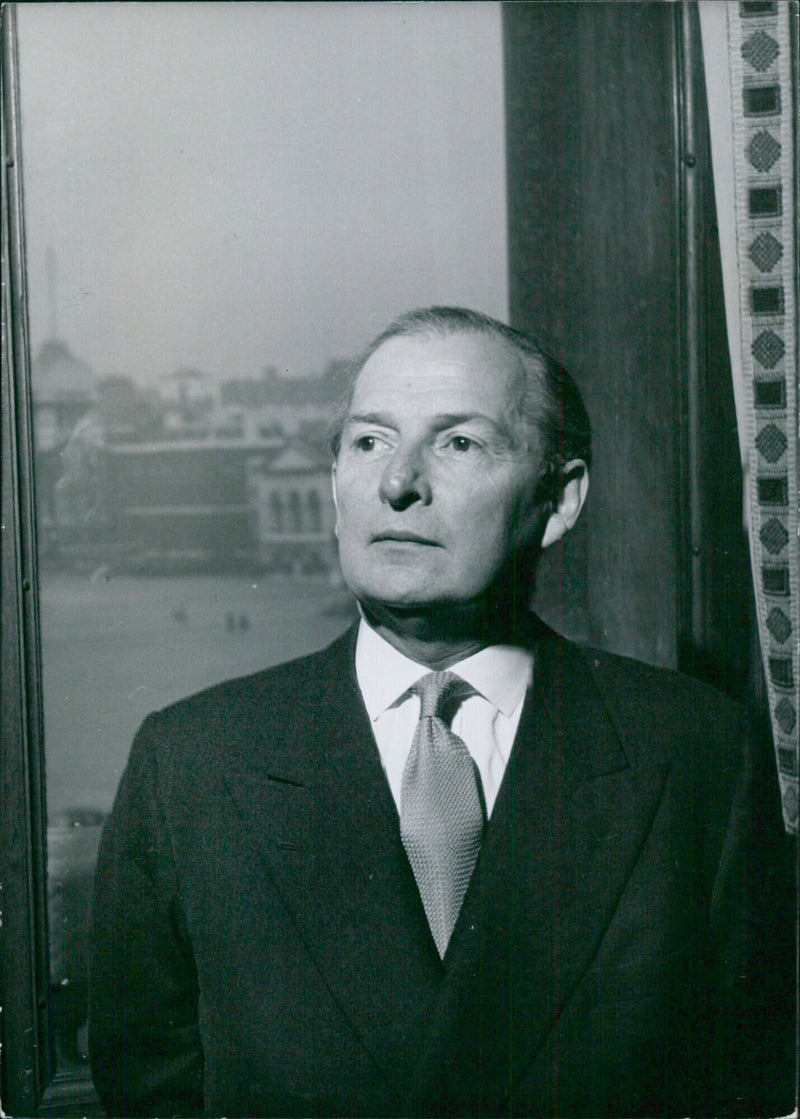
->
xmin=400 ymin=671 xmax=486 ymax=958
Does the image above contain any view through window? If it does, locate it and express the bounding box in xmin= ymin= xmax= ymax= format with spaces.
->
xmin=16 ymin=1 xmax=507 ymax=1076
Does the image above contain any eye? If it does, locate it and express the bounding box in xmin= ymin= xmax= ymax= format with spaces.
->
xmin=352 ymin=433 xmax=389 ymax=453
xmin=444 ymin=434 xmax=478 ymax=453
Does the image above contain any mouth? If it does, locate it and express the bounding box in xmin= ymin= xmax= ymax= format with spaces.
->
xmin=371 ymin=531 xmax=441 ymax=546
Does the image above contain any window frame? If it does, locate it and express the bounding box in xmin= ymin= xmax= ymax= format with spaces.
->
xmin=1 ymin=8 xmax=100 ymax=1114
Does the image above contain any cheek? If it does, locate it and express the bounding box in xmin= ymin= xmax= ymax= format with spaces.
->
xmin=468 ymin=491 xmax=539 ymax=562
xmin=466 ymin=483 xmax=529 ymax=529
xmin=455 ymin=505 xmax=519 ymax=573
xmin=332 ymin=474 xmax=364 ymax=520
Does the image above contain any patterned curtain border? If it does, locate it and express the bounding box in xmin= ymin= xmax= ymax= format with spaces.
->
xmin=700 ymin=0 xmax=798 ymax=834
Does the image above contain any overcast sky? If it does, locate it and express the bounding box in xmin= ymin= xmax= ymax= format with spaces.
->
xmin=17 ymin=2 xmax=507 ymax=384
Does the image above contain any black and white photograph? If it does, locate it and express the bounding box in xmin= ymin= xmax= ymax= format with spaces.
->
xmin=1 ymin=2 xmax=797 ymax=1116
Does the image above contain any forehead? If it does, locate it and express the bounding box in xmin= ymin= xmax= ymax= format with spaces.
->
xmin=349 ymin=331 xmax=527 ymax=417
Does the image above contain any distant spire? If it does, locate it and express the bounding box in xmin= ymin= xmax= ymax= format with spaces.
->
xmin=46 ymin=246 xmax=57 ymax=337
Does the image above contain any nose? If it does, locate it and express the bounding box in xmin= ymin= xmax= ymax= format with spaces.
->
xmin=378 ymin=445 xmax=432 ymax=510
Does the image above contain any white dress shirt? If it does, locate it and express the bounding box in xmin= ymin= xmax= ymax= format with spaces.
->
xmin=354 ymin=620 xmax=533 ymax=817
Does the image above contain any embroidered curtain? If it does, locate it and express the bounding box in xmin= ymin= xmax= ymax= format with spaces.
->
xmin=698 ymin=0 xmax=798 ymax=834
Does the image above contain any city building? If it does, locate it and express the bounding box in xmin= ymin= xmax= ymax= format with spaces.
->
xmin=37 ymin=345 xmax=342 ymax=573
xmin=248 ymin=441 xmax=336 ymax=574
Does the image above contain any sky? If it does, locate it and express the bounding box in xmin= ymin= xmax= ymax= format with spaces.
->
xmin=16 ymin=2 xmax=507 ymax=385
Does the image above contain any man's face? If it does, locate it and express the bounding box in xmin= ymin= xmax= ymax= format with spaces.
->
xmin=332 ymin=331 xmax=547 ymax=611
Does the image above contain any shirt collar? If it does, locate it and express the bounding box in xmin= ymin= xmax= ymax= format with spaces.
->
xmin=355 ymin=618 xmax=533 ymax=721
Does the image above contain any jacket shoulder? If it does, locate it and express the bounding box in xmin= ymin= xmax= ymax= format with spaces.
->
xmin=578 ymin=641 xmax=741 ymax=713
xmin=128 ymin=626 xmax=357 ymax=776
xmin=163 ymin=625 xmax=353 ymax=715
xmin=568 ymin=639 xmax=748 ymax=772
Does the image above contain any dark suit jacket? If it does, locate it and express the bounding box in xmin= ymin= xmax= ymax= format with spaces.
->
xmin=89 ymin=619 xmax=772 ymax=1117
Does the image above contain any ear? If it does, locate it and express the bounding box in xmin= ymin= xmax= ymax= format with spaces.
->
xmin=540 ymin=460 xmax=589 ymax=549
xmin=331 ymin=463 xmax=339 ymax=537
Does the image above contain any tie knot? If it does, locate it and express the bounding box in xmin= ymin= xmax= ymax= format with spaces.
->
xmin=413 ymin=670 xmax=468 ymax=720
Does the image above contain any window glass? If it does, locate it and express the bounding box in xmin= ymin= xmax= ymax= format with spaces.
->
xmin=16 ymin=1 xmax=506 ymax=1076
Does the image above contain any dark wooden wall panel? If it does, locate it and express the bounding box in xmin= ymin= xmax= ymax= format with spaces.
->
xmin=684 ymin=33 xmax=753 ymax=696
xmin=505 ymin=2 xmax=682 ymax=667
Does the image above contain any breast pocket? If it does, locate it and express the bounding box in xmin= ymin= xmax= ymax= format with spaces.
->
xmin=222 ymin=770 xmax=314 ymax=854
xmin=266 ymin=776 xmax=313 ymax=852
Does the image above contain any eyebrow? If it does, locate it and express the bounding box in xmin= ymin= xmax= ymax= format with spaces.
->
xmin=344 ymin=411 xmax=508 ymax=433
xmin=343 ymin=412 xmax=397 ymax=428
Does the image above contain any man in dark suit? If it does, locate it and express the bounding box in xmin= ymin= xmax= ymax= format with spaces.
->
xmin=89 ymin=307 xmax=771 ymax=1117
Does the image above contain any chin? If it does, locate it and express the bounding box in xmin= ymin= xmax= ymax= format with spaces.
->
xmin=356 ymin=582 xmax=493 ymax=618
xmin=356 ymin=585 xmax=442 ymax=611
xmin=341 ymin=562 xmax=437 ymax=606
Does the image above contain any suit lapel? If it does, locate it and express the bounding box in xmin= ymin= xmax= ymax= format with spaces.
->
xmin=222 ymin=627 xmax=442 ymax=1098
xmin=414 ymin=627 xmax=670 ymax=1115
xmin=220 ymin=620 xmax=670 ymax=1113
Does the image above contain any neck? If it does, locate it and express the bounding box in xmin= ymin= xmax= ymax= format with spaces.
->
xmin=359 ymin=596 xmax=531 ymax=671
